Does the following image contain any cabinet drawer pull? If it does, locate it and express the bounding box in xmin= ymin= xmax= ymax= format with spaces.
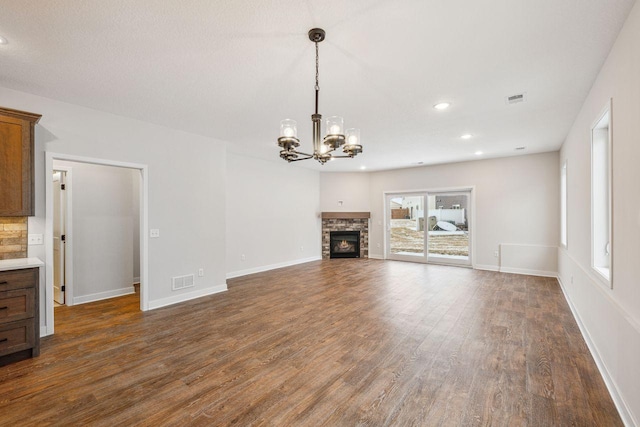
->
xmin=0 ymin=338 xmax=7 ymax=343
xmin=0 ymin=306 xmax=7 ymax=310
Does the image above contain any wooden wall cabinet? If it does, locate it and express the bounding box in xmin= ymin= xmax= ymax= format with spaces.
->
xmin=0 ymin=267 xmax=39 ymax=366
xmin=0 ymin=107 xmax=42 ymax=216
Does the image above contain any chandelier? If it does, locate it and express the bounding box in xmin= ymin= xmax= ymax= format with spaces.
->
xmin=278 ymin=28 xmax=362 ymax=164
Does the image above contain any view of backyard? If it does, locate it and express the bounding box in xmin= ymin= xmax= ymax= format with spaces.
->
xmin=390 ymin=219 xmax=469 ymax=256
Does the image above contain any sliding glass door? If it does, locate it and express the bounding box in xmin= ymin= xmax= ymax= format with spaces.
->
xmin=426 ymin=191 xmax=471 ymax=266
xmin=387 ymin=193 xmax=426 ymax=261
xmin=386 ymin=190 xmax=472 ymax=266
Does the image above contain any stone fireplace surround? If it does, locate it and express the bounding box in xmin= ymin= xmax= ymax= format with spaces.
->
xmin=321 ymin=212 xmax=370 ymax=260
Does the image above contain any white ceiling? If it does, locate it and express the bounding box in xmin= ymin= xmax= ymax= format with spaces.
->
xmin=0 ymin=0 xmax=635 ymax=171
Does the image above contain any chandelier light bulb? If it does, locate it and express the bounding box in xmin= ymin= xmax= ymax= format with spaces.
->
xmin=345 ymin=128 xmax=360 ymax=145
xmin=326 ymin=116 xmax=344 ymax=136
xmin=280 ymin=119 xmax=297 ymax=138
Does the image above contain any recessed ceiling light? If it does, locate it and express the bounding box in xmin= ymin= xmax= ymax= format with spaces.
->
xmin=460 ymin=134 xmax=473 ymax=140
xmin=475 ymin=151 xmax=483 ymax=156
xmin=360 ymin=165 xmax=366 ymax=170
xmin=0 ymin=36 xmax=8 ymax=45
xmin=433 ymin=102 xmax=450 ymax=110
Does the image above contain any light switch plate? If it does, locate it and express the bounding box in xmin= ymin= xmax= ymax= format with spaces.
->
xmin=28 ymin=234 xmax=44 ymax=245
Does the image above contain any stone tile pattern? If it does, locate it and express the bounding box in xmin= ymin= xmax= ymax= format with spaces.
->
xmin=322 ymin=218 xmax=369 ymax=260
xmin=0 ymin=217 xmax=28 ymax=260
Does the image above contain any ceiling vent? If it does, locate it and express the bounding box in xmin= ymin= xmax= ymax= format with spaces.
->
xmin=506 ymin=93 xmax=527 ymax=105
xmin=515 ymin=146 xmax=526 ymax=151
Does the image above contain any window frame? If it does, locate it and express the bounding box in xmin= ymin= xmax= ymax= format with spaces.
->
xmin=560 ymin=160 xmax=568 ymax=249
xmin=590 ymin=99 xmax=613 ymax=289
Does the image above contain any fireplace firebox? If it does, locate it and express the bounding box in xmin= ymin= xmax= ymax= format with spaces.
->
xmin=330 ymin=231 xmax=360 ymax=259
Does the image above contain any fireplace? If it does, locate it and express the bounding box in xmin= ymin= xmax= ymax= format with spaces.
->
xmin=330 ymin=231 xmax=360 ymax=258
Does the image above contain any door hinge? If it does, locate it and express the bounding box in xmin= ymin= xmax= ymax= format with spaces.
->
xmin=61 ymin=235 xmax=66 ymax=241
xmin=61 ymin=286 xmax=66 ymax=292
xmin=61 ymin=184 xmax=66 ymax=190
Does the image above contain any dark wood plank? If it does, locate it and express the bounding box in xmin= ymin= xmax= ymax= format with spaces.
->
xmin=0 ymin=260 xmax=623 ymax=426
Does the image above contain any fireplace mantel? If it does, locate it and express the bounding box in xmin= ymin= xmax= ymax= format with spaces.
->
xmin=321 ymin=212 xmax=370 ymax=219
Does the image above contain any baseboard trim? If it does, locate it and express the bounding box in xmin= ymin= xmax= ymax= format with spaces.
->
xmin=557 ymin=276 xmax=636 ymax=427
xmin=226 ymin=256 xmax=321 ymax=279
xmin=133 ymin=276 xmax=140 ymax=284
xmin=148 ymin=284 xmax=228 ymax=310
xmin=499 ymin=266 xmax=557 ymax=278
xmin=473 ymin=263 xmax=499 ymax=272
xmin=368 ymin=253 xmax=384 ymax=260
xmin=73 ymin=286 xmax=135 ymax=305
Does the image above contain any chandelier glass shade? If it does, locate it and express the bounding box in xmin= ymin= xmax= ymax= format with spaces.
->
xmin=278 ymin=28 xmax=362 ymax=164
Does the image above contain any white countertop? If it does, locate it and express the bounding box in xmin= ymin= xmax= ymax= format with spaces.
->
xmin=0 ymin=257 xmax=44 ymax=271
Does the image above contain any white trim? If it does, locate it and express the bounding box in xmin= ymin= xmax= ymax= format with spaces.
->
xmin=73 ymin=287 xmax=135 ymax=305
xmin=560 ymin=159 xmax=568 ymax=249
xmin=367 ymin=253 xmax=384 ymax=260
xmin=473 ymin=263 xmax=499 ymax=272
xmin=590 ymin=99 xmax=613 ymax=290
xmin=557 ymin=275 xmax=636 ymax=427
xmin=148 ymin=284 xmax=228 ymax=310
xmin=226 ymin=256 xmax=321 ymax=279
xmin=561 ymin=248 xmax=640 ymax=335
xmin=499 ymin=267 xmax=557 ymax=278
xmin=133 ymin=277 xmax=140 ymax=284
xmin=45 ymin=152 xmax=149 ymax=336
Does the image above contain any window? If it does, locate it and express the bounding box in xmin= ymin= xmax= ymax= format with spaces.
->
xmin=591 ymin=101 xmax=612 ymax=286
xmin=560 ymin=161 xmax=567 ymax=248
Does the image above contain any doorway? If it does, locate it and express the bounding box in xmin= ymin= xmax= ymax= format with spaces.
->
xmin=45 ymin=153 xmax=149 ymax=336
xmin=52 ymin=169 xmax=68 ymax=305
xmin=385 ymin=189 xmax=473 ymax=267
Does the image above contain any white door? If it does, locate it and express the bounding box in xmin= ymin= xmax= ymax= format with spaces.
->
xmin=426 ymin=191 xmax=472 ymax=267
xmin=386 ymin=190 xmax=472 ymax=266
xmin=53 ymin=171 xmax=67 ymax=304
xmin=386 ymin=193 xmax=427 ymax=263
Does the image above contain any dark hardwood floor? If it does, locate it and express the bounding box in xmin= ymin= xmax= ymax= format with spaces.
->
xmin=0 ymin=260 xmax=622 ymax=426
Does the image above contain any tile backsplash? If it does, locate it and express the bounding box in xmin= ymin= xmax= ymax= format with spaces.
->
xmin=0 ymin=217 xmax=28 ymax=260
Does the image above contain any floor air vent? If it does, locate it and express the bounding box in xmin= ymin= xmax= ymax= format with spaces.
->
xmin=172 ymin=274 xmax=195 ymax=291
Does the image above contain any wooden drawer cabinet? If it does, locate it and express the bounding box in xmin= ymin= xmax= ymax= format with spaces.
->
xmin=0 ymin=107 xmax=41 ymax=216
xmin=0 ymin=267 xmax=39 ymax=366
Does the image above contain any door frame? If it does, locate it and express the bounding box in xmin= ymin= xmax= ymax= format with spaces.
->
xmin=52 ymin=167 xmax=72 ymax=305
xmin=45 ymin=152 xmax=149 ymax=336
xmin=383 ymin=186 xmax=476 ymax=267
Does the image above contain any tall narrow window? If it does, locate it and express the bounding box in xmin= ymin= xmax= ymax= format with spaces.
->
xmin=591 ymin=102 xmax=612 ymax=286
xmin=560 ymin=161 xmax=567 ymax=248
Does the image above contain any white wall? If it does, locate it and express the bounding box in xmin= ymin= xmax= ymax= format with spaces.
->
xmin=226 ymin=153 xmax=321 ymax=278
xmin=0 ymin=86 xmax=228 ymax=331
xmin=558 ymin=2 xmax=640 ymax=424
xmin=53 ymin=161 xmax=137 ymax=304
xmin=320 ymin=172 xmax=371 ymax=212
xmin=354 ymin=152 xmax=559 ymax=273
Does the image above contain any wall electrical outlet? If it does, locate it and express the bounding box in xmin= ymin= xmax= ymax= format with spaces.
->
xmin=300 ymin=246 xmax=304 ymax=252
xmin=150 ymin=229 xmax=160 ymax=238
xmin=494 ymin=250 xmax=499 ymax=258
xmin=198 ymin=268 xmax=204 ymax=277
xmin=241 ymin=254 xmax=246 ymax=261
